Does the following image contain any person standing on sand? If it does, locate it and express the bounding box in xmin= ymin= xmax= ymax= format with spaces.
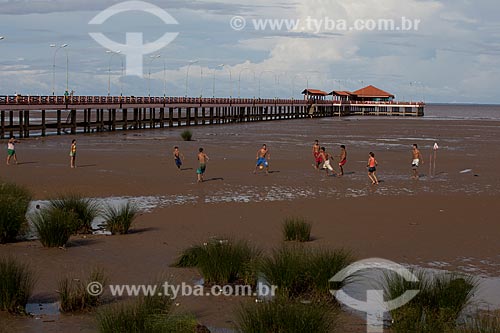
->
xmin=319 ymin=147 xmax=337 ymax=177
xmin=70 ymin=139 xmax=77 ymax=168
xmin=254 ymin=144 xmax=270 ymax=174
xmin=197 ymin=148 xmax=209 ymax=183
xmin=312 ymin=140 xmax=322 ymax=169
xmin=6 ymin=136 xmax=19 ymax=165
xmin=173 ymin=146 xmax=184 ymax=170
xmin=367 ymin=152 xmax=379 ymax=185
xmin=338 ymin=145 xmax=347 ymax=176
xmin=411 ymin=144 xmax=424 ymax=179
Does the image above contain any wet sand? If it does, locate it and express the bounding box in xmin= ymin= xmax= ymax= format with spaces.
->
xmin=1 ymin=117 xmax=500 ymax=332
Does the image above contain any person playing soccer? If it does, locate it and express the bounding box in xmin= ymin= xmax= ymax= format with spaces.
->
xmin=173 ymin=146 xmax=184 ymax=170
xmin=197 ymin=148 xmax=209 ymax=183
xmin=70 ymin=139 xmax=77 ymax=168
xmin=338 ymin=145 xmax=347 ymax=176
xmin=254 ymin=144 xmax=270 ymax=174
xmin=367 ymin=152 xmax=379 ymax=185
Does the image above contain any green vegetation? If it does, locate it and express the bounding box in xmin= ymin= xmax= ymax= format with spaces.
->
xmin=180 ymin=130 xmax=193 ymax=141
xmin=96 ymin=293 xmax=197 ymax=333
xmin=58 ymin=268 xmax=107 ymax=312
xmin=103 ymin=202 xmax=138 ymax=235
xmin=49 ymin=194 xmax=100 ymax=234
xmin=31 ymin=207 xmax=77 ymax=247
xmin=385 ymin=270 xmax=477 ymax=332
xmin=173 ymin=238 xmax=261 ymax=285
xmin=455 ymin=311 xmax=500 ymax=333
xmin=171 ymin=245 xmax=205 ymax=268
xmin=0 ymin=182 xmax=32 ymax=243
xmin=0 ymin=256 xmax=36 ymax=313
xmin=260 ymin=245 xmax=354 ymax=298
xmin=282 ymin=216 xmax=312 ymax=242
xmin=236 ymin=297 xmax=337 ymax=333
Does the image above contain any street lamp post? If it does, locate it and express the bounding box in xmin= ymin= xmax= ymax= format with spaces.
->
xmin=50 ymin=43 xmax=68 ymax=96
xmin=147 ymin=54 xmax=161 ymax=97
xmin=212 ymin=64 xmax=224 ymax=98
xmin=238 ymin=67 xmax=255 ymax=98
xmin=258 ymin=70 xmax=277 ymax=99
xmin=106 ymin=50 xmax=121 ymax=96
xmin=185 ymin=60 xmax=199 ymax=97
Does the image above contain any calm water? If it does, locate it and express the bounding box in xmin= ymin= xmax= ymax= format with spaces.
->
xmin=424 ymin=104 xmax=500 ymax=120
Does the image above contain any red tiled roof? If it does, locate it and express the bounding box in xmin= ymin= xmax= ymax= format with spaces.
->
xmin=329 ymin=90 xmax=352 ymax=96
xmin=302 ymin=89 xmax=328 ymax=96
xmin=351 ymin=85 xmax=394 ymax=98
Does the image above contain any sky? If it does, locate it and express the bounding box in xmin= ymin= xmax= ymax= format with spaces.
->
xmin=0 ymin=0 xmax=499 ymax=103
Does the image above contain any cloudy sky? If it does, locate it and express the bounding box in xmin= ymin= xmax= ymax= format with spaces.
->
xmin=0 ymin=0 xmax=499 ymax=103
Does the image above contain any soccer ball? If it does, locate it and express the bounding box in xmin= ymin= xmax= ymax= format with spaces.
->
xmin=259 ymin=165 xmax=264 ymax=170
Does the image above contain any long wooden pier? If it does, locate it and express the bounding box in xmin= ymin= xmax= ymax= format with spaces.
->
xmin=0 ymin=95 xmax=424 ymax=139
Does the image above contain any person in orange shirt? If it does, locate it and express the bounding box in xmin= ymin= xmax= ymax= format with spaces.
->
xmin=367 ymin=152 xmax=379 ymax=185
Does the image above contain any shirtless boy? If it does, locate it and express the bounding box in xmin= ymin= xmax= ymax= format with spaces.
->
xmin=338 ymin=145 xmax=347 ymax=176
xmin=312 ymin=140 xmax=322 ymax=169
xmin=197 ymin=148 xmax=209 ymax=182
xmin=411 ymin=144 xmax=424 ymax=179
xmin=319 ymin=147 xmax=337 ymax=176
xmin=254 ymin=144 xmax=270 ymax=174
xmin=173 ymin=146 xmax=184 ymax=170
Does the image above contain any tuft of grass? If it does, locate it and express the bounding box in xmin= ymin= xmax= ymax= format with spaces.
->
xmin=58 ymin=268 xmax=107 ymax=313
xmin=0 ymin=256 xmax=36 ymax=313
xmin=171 ymin=245 xmax=205 ymax=268
xmin=282 ymin=217 xmax=312 ymax=242
xmin=0 ymin=182 xmax=32 ymax=243
xmin=173 ymin=238 xmax=261 ymax=285
xmin=260 ymin=245 xmax=354 ymax=299
xmin=96 ymin=293 xmax=197 ymax=333
xmin=31 ymin=207 xmax=76 ymax=248
xmin=180 ymin=130 xmax=192 ymax=141
xmin=384 ymin=269 xmax=477 ymax=333
xmin=103 ymin=202 xmax=138 ymax=235
xmin=456 ymin=311 xmax=500 ymax=333
xmin=236 ymin=297 xmax=338 ymax=333
xmin=197 ymin=239 xmax=261 ymax=285
xmin=49 ymin=194 xmax=100 ymax=234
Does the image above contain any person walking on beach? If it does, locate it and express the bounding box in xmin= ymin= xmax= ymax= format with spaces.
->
xmin=367 ymin=152 xmax=379 ymax=185
xmin=411 ymin=144 xmax=424 ymax=179
xmin=6 ymin=136 xmax=19 ymax=165
xmin=173 ymin=146 xmax=184 ymax=170
xmin=319 ymin=147 xmax=337 ymax=177
xmin=338 ymin=145 xmax=347 ymax=176
xmin=254 ymin=144 xmax=270 ymax=174
xmin=70 ymin=139 xmax=77 ymax=168
xmin=312 ymin=140 xmax=322 ymax=169
xmin=197 ymin=148 xmax=209 ymax=183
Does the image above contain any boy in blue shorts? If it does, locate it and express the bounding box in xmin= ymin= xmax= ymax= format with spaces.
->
xmin=254 ymin=144 xmax=270 ymax=174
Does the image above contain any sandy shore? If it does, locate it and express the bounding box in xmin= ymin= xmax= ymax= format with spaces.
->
xmin=1 ymin=117 xmax=500 ymax=332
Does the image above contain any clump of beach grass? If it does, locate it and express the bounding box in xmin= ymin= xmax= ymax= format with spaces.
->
xmin=456 ymin=311 xmax=500 ymax=333
xmin=173 ymin=238 xmax=261 ymax=285
xmin=180 ymin=130 xmax=192 ymax=141
xmin=236 ymin=296 xmax=338 ymax=333
xmin=0 ymin=256 xmax=36 ymax=313
xmin=384 ymin=269 xmax=477 ymax=333
xmin=49 ymin=193 xmax=100 ymax=234
xmin=0 ymin=182 xmax=32 ymax=243
xmin=96 ymin=292 xmax=197 ymax=333
xmin=282 ymin=216 xmax=312 ymax=242
xmin=31 ymin=207 xmax=77 ymax=248
xmin=103 ymin=202 xmax=138 ymax=235
xmin=171 ymin=245 xmax=205 ymax=268
xmin=58 ymin=268 xmax=107 ymax=312
xmin=260 ymin=245 xmax=354 ymax=299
